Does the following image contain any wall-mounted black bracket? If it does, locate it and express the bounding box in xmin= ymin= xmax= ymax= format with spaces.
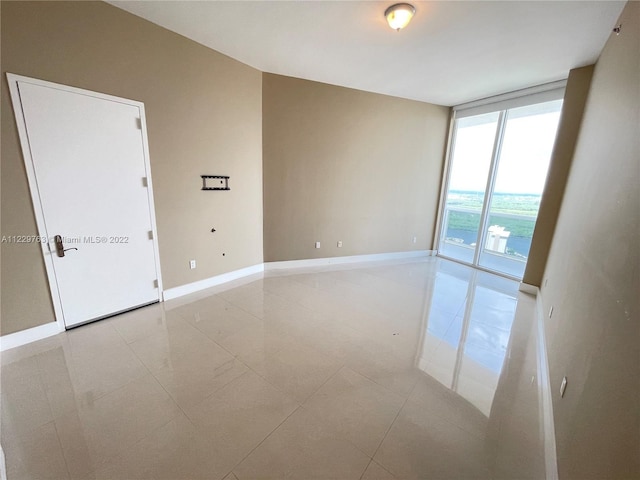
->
xmin=201 ymin=175 xmax=230 ymax=191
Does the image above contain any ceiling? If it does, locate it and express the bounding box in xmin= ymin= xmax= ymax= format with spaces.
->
xmin=108 ymin=1 xmax=626 ymax=106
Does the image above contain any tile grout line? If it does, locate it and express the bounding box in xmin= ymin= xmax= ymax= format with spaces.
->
xmin=119 ymin=320 xmax=213 ymax=464
xmin=370 ymin=395 xmax=409 ymax=462
xmin=345 ymin=363 xmax=418 ymax=402
xmin=366 ymin=380 xmax=417 ymax=475
xmin=181 ymin=367 xmax=255 ymax=422
xmin=358 ymin=457 xmax=398 ymax=480
xmin=29 ymin=341 xmax=72 ymax=479
xmin=220 ymin=288 xmax=417 ymax=420
xmin=86 ymin=329 xmax=188 ymax=477
xmin=297 ymin=365 xmax=379 ymax=477
xmin=298 ymin=361 xmax=346 ymax=406
xmin=100 ymin=324 xmax=255 ymax=478
xmin=89 ymin=413 xmax=184 ymax=478
xmin=143 ymin=301 xmax=289 ymax=410
xmin=358 ymin=459 xmax=374 ymax=480
xmin=213 ymin=305 xmax=348 ymax=404
xmin=49 ymin=419 xmax=74 ymax=480
xmin=51 ymin=364 xmax=185 ymax=477
xmin=179 ymin=292 xmax=344 ymax=412
xmin=221 ymin=361 xmax=345 ymax=480
xmin=178 ymin=368 xmax=257 ymax=441
xmin=175 ymin=294 xmax=348 ymax=420
xmin=221 ymin=404 xmax=303 ymax=480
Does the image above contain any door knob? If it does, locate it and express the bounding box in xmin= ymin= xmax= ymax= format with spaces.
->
xmin=54 ymin=235 xmax=78 ymax=257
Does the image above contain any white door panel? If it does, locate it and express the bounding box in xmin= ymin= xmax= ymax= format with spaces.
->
xmin=16 ymin=81 xmax=160 ymax=327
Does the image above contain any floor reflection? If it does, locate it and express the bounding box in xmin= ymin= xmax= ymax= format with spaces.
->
xmin=417 ymin=261 xmax=519 ymax=416
xmin=1 ymin=257 xmax=546 ymax=479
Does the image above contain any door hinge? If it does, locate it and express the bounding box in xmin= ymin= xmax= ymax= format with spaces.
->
xmin=148 ymin=230 xmax=154 ymax=240
xmin=153 ymin=279 xmax=159 ymax=288
xmin=142 ymin=177 xmax=148 ymax=187
xmin=136 ymin=117 xmax=142 ymax=130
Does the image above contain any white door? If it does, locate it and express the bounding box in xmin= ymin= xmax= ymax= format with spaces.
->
xmin=9 ymin=75 xmax=162 ymax=328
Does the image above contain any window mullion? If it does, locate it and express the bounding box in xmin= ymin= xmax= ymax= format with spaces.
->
xmin=474 ymin=110 xmax=508 ymax=265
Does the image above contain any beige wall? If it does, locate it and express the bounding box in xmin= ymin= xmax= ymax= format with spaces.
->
xmin=1 ymin=1 xmax=263 ymax=335
xmin=524 ymin=65 xmax=594 ymax=287
xmin=540 ymin=1 xmax=639 ymax=478
xmin=262 ymin=74 xmax=449 ymax=261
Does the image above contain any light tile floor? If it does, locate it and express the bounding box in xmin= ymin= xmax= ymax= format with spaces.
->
xmin=1 ymin=257 xmax=545 ymax=479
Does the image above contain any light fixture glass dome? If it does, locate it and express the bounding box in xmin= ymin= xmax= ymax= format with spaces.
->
xmin=385 ymin=3 xmax=416 ymax=31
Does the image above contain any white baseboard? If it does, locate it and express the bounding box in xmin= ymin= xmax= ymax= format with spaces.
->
xmin=2 ymin=253 xmax=433 ymax=349
xmin=519 ymin=282 xmax=538 ymax=295
xmin=264 ymin=250 xmax=433 ymax=271
xmin=0 ymin=321 xmax=61 ymax=352
xmin=532 ymin=287 xmax=559 ymax=480
xmin=162 ymin=263 xmax=264 ymax=301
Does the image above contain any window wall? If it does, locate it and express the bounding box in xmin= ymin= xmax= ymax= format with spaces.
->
xmin=438 ymin=92 xmax=563 ymax=279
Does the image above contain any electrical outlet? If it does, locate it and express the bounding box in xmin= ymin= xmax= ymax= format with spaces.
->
xmin=560 ymin=376 xmax=568 ymax=397
xmin=337 ymin=241 xmax=343 ymax=248
xmin=189 ymin=259 xmax=196 ymax=269
xmin=412 ymin=236 xmax=417 ymax=244
xmin=315 ymin=241 xmax=321 ymax=249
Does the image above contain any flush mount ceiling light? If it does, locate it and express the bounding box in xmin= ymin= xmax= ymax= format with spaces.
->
xmin=385 ymin=3 xmax=416 ymax=31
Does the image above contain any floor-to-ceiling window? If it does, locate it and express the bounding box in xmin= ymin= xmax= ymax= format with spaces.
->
xmin=437 ymin=87 xmax=564 ymax=279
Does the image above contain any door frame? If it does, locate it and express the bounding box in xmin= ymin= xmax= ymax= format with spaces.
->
xmin=6 ymin=73 xmax=164 ymax=331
